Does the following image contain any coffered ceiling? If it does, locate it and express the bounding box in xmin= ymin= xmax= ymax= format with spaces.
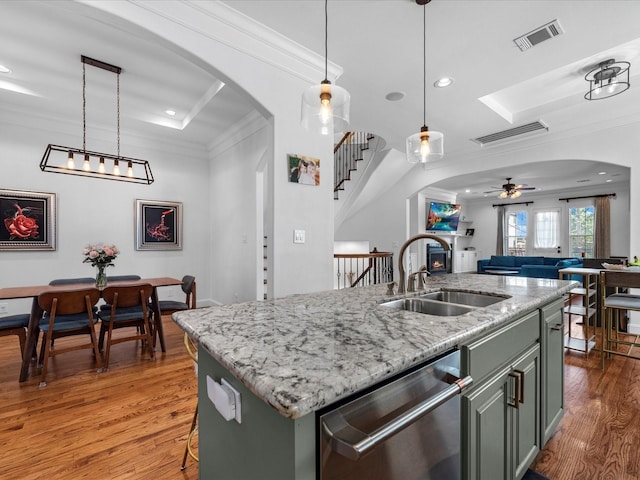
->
xmin=1 ymin=0 xmax=637 ymax=198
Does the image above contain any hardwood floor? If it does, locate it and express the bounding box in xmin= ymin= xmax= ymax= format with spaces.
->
xmin=532 ymin=341 xmax=640 ymax=480
xmin=1 ymin=313 xmax=639 ymax=479
xmin=0 ymin=318 xmax=198 ymax=480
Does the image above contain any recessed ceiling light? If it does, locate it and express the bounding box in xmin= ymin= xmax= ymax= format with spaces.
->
xmin=0 ymin=64 xmax=11 ymax=74
xmin=606 ymin=179 xmax=612 ymax=183
xmin=465 ymin=189 xmax=471 ymax=193
xmin=385 ymin=91 xmax=405 ymax=101
xmin=165 ymin=109 xmax=176 ymax=116
xmin=434 ymin=77 xmax=454 ymax=88
xmin=598 ymin=171 xmax=607 ymax=175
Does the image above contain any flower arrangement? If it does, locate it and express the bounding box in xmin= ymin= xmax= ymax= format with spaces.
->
xmin=82 ymin=244 xmax=119 ymax=268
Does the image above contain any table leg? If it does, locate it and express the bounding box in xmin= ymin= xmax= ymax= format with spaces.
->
xmin=19 ymin=297 xmax=41 ymax=382
xmin=151 ymin=287 xmax=166 ymax=352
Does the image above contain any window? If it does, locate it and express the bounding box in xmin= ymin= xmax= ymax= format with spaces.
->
xmin=534 ymin=209 xmax=560 ymax=249
xmin=569 ymin=206 xmax=594 ymax=258
xmin=506 ymin=210 xmax=527 ymax=255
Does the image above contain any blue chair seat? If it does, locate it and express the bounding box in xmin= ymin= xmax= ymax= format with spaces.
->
xmin=157 ymin=300 xmax=189 ymax=312
xmin=98 ymin=306 xmax=148 ymax=323
xmin=0 ymin=313 xmax=31 ymax=328
xmin=40 ymin=312 xmax=98 ymax=332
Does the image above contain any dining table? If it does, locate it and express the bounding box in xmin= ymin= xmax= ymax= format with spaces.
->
xmin=0 ymin=276 xmax=183 ymax=382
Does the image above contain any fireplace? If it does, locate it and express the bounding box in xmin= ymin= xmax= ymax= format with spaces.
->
xmin=427 ymin=243 xmax=451 ymax=275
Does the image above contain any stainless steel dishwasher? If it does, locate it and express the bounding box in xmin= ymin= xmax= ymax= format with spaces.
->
xmin=319 ymin=350 xmax=473 ymax=480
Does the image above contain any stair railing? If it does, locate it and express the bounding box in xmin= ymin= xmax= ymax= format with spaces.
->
xmin=334 ymin=248 xmax=394 ymax=289
xmin=334 ymin=131 xmax=375 ymax=200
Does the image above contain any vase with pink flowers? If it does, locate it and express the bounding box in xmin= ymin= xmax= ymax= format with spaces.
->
xmin=82 ymin=243 xmax=119 ymax=287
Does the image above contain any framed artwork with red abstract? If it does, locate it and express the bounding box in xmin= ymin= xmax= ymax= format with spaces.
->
xmin=135 ymin=199 xmax=182 ymax=250
xmin=0 ymin=189 xmax=57 ymax=250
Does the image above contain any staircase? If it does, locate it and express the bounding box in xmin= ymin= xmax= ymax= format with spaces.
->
xmin=333 ymin=132 xmax=375 ymax=200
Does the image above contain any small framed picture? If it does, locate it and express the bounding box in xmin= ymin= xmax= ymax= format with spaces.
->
xmin=465 ymin=228 xmax=475 ymax=236
xmin=288 ymin=153 xmax=320 ymax=186
xmin=0 ymin=189 xmax=56 ymax=250
xmin=135 ymin=199 xmax=182 ymax=250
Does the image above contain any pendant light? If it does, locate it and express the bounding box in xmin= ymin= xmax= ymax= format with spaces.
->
xmin=406 ymin=0 xmax=443 ymax=163
xmin=301 ymin=0 xmax=350 ymax=135
xmin=40 ymin=55 xmax=154 ymax=184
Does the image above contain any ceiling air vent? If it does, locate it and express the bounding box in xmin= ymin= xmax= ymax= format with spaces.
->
xmin=514 ymin=20 xmax=563 ymax=52
xmin=472 ymin=121 xmax=549 ymax=147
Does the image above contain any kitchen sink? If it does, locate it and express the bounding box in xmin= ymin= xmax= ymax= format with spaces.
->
xmin=380 ymin=290 xmax=509 ymax=317
xmin=380 ymin=298 xmax=474 ymax=316
xmin=419 ymin=290 xmax=509 ymax=307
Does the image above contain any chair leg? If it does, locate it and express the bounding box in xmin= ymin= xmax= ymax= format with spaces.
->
xmin=39 ymin=329 xmax=54 ymax=387
xmin=180 ymin=404 xmax=199 ymax=470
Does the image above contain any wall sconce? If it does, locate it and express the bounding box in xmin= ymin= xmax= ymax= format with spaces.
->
xmin=40 ymin=55 xmax=154 ymax=185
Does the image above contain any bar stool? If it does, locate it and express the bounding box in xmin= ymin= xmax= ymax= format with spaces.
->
xmin=600 ymin=270 xmax=640 ymax=369
xmin=181 ymin=332 xmax=199 ymax=470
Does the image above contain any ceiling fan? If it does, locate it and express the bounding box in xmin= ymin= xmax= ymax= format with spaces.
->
xmin=484 ymin=177 xmax=536 ymax=199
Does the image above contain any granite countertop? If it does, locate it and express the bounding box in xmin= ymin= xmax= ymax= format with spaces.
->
xmin=173 ymin=273 xmax=577 ymax=419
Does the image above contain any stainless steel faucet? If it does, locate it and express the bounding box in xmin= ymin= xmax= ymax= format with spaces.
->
xmin=397 ymin=234 xmax=451 ymax=294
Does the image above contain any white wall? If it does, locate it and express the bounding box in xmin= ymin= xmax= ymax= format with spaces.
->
xmin=462 ymin=181 xmax=630 ymax=260
xmin=85 ymin=0 xmax=336 ymax=299
xmin=337 ymin=120 xmax=639 ymax=267
xmin=0 ymin=114 xmax=211 ymax=315
xmin=0 ymin=1 xmax=340 ymax=312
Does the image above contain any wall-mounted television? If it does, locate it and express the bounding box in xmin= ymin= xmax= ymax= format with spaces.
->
xmin=426 ymin=202 xmax=462 ymax=231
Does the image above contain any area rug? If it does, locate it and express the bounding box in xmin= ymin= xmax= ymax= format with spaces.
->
xmin=523 ymin=468 xmax=551 ymax=480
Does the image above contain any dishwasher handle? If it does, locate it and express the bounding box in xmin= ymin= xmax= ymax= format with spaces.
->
xmin=322 ymin=374 xmax=473 ymax=461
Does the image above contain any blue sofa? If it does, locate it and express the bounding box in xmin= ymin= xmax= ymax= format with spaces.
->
xmin=477 ymin=256 xmax=583 ymax=279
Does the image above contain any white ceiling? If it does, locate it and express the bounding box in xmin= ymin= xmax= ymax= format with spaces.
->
xmin=1 ymin=0 xmax=637 ymax=198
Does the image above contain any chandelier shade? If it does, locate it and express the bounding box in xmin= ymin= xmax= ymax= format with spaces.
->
xmin=40 ymin=145 xmax=154 ymax=185
xmin=40 ymin=55 xmax=154 ymax=184
xmin=300 ymin=0 xmax=350 ymax=135
xmin=584 ymin=58 xmax=630 ymax=101
xmin=406 ymin=0 xmax=443 ymax=163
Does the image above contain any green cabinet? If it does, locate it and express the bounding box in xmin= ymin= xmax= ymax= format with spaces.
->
xmin=540 ymin=298 xmax=565 ymax=444
xmin=462 ymin=344 xmax=540 ymax=480
xmin=461 ymin=297 xmax=565 ymax=480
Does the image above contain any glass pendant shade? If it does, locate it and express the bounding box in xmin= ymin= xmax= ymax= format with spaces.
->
xmin=301 ymin=80 xmax=350 ymax=135
xmin=406 ymin=126 xmax=444 ymax=163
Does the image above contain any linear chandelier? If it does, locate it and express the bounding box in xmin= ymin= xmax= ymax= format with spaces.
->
xmin=40 ymin=55 xmax=154 ymax=185
xmin=406 ymin=0 xmax=443 ymax=164
xmin=300 ymin=0 xmax=350 ymax=135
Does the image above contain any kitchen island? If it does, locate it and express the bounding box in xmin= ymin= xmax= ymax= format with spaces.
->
xmin=173 ymin=273 xmax=577 ymax=480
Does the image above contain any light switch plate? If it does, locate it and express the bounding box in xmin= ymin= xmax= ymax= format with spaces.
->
xmin=293 ymin=229 xmax=305 ymax=244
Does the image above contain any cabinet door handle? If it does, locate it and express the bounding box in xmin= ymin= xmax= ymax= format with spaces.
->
xmin=550 ymin=323 xmax=563 ymax=331
xmin=513 ymin=369 xmax=525 ymax=404
xmin=507 ymin=371 xmax=520 ymax=408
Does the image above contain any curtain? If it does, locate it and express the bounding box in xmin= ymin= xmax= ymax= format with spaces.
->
xmin=594 ymin=196 xmax=611 ymax=258
xmin=534 ymin=210 xmax=559 ymax=248
xmin=496 ymin=206 xmax=504 ymax=255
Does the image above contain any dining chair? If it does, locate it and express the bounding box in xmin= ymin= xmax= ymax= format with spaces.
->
xmin=0 ymin=313 xmax=31 ymax=358
xmin=158 ymin=275 xmax=196 ymax=316
xmin=98 ymin=284 xmax=155 ymax=370
xmin=37 ymin=287 xmax=103 ymax=387
xmin=99 ymin=275 xmax=143 ymax=314
xmin=181 ymin=332 xmax=199 ymax=470
xmin=600 ymin=270 xmax=640 ymax=369
xmin=45 ymin=278 xmax=97 ymax=350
